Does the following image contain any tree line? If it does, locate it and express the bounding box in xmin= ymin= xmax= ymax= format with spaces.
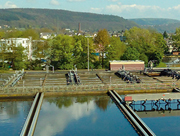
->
xmin=0 ymin=27 xmax=171 ymax=70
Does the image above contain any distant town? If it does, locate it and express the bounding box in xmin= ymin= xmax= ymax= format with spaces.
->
xmin=0 ymin=22 xmax=180 ymax=71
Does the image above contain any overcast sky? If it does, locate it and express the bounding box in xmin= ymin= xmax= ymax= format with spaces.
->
xmin=1 ymin=0 xmax=180 ymax=20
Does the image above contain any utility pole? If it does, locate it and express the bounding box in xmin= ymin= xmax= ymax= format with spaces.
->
xmin=87 ymin=38 xmax=89 ymax=71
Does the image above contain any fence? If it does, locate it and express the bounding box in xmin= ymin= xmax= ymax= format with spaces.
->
xmin=0 ymin=82 xmax=178 ymax=94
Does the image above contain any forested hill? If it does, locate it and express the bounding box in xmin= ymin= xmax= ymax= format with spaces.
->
xmin=129 ymin=18 xmax=180 ymax=25
xmin=0 ymin=8 xmax=139 ymax=32
xmin=129 ymin=18 xmax=180 ymax=33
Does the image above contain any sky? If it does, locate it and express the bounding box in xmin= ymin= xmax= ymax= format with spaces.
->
xmin=1 ymin=0 xmax=180 ymax=20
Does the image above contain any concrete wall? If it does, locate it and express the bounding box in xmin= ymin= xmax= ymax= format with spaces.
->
xmin=109 ymin=60 xmax=144 ymax=71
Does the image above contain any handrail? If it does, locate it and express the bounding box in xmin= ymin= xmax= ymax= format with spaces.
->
xmin=28 ymin=92 xmax=44 ymax=136
xmin=109 ymin=90 xmax=148 ymax=136
xmin=109 ymin=90 xmax=156 ymax=136
xmin=20 ymin=93 xmax=39 ymax=136
xmin=20 ymin=92 xmax=44 ymax=136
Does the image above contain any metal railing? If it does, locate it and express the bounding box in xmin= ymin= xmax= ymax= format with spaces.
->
xmin=0 ymin=82 xmax=178 ymax=94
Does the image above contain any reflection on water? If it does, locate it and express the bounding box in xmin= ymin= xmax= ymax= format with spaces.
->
xmin=0 ymin=99 xmax=33 ymax=136
xmin=130 ymin=100 xmax=180 ymax=112
xmin=133 ymin=100 xmax=180 ymax=136
xmin=34 ymin=95 xmax=138 ymax=136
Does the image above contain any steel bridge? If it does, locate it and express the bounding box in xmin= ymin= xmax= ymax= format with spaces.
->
xmin=108 ymin=90 xmax=156 ymax=136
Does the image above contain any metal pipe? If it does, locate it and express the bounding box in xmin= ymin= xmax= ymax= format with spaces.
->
xmin=111 ymin=90 xmax=123 ymax=102
xmin=110 ymin=90 xmax=156 ymax=136
xmin=125 ymin=104 xmax=156 ymax=136
xmin=20 ymin=93 xmax=40 ymax=136
xmin=10 ymin=72 xmax=25 ymax=87
xmin=109 ymin=90 xmax=148 ymax=136
xmin=28 ymin=92 xmax=44 ymax=136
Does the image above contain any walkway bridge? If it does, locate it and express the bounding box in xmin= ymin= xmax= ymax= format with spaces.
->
xmin=20 ymin=92 xmax=44 ymax=136
xmin=124 ymin=93 xmax=180 ymax=118
xmin=108 ymin=90 xmax=156 ymax=136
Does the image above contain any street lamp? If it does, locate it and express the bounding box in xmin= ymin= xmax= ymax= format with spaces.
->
xmin=87 ymin=38 xmax=89 ymax=71
xmin=110 ymin=76 xmax=111 ymax=85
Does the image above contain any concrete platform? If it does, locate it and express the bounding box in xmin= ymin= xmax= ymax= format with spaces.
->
xmin=0 ymin=70 xmax=179 ymax=97
xmin=125 ymin=92 xmax=180 ymax=101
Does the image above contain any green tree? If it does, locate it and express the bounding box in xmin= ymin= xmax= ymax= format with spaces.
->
xmin=154 ymin=33 xmax=168 ymax=54
xmin=124 ymin=27 xmax=166 ymax=65
xmin=51 ymin=35 xmax=74 ymax=70
xmin=0 ymin=42 xmax=9 ymax=69
xmin=5 ymin=41 xmax=27 ymax=70
xmin=22 ymin=29 xmax=39 ymax=40
xmin=105 ymin=36 xmax=126 ymax=68
xmin=0 ymin=30 xmax=5 ymax=39
xmin=106 ymin=37 xmax=126 ymax=60
xmin=45 ymin=39 xmax=53 ymax=64
xmin=73 ymin=39 xmax=83 ymax=68
xmin=31 ymin=40 xmax=49 ymax=69
xmin=124 ymin=27 xmax=155 ymax=53
xmin=121 ymin=46 xmax=140 ymax=60
xmin=5 ymin=29 xmax=23 ymax=38
xmin=13 ymin=45 xmax=27 ymax=70
xmin=72 ymin=35 xmax=95 ymax=69
xmin=94 ymin=29 xmax=110 ymax=68
xmin=163 ymin=31 xmax=168 ymax=39
xmin=32 ymin=41 xmax=49 ymax=60
xmin=139 ymin=53 xmax=148 ymax=65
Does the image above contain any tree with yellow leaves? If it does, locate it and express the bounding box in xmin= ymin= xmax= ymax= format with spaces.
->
xmin=94 ymin=29 xmax=110 ymax=68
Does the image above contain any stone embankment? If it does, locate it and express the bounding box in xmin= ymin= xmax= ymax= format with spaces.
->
xmin=0 ymin=70 xmax=179 ymax=98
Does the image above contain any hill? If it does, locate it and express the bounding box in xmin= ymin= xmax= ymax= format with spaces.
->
xmin=0 ymin=8 xmax=139 ymax=32
xmin=129 ymin=18 xmax=180 ymax=26
xmin=129 ymin=18 xmax=180 ymax=33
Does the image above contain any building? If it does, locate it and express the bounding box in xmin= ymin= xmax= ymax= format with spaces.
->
xmin=109 ymin=60 xmax=144 ymax=71
xmin=40 ymin=32 xmax=56 ymax=39
xmin=172 ymin=51 xmax=180 ymax=55
xmin=0 ymin=37 xmax=32 ymax=60
xmin=164 ymin=39 xmax=174 ymax=53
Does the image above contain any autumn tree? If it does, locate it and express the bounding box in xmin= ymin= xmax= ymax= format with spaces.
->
xmin=94 ymin=29 xmax=110 ymax=68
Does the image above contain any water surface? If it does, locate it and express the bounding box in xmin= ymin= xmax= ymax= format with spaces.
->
xmin=34 ymin=95 xmax=138 ymax=136
xmin=133 ymin=100 xmax=180 ymax=135
xmin=0 ymin=99 xmax=33 ymax=136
